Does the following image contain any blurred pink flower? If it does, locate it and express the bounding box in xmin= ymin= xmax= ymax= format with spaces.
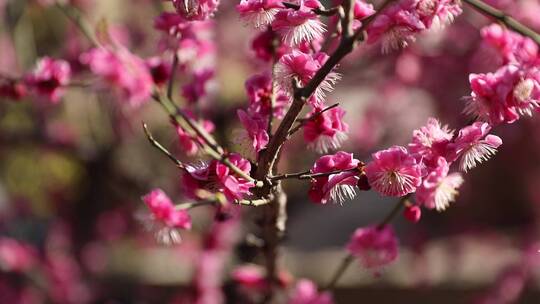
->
xmin=303 ymin=105 xmax=349 ymax=153
xmin=181 ymin=68 xmax=215 ymax=104
xmin=146 ymin=57 xmax=172 ymax=86
xmin=171 ymin=0 xmax=220 ymax=21
xmin=308 ymin=151 xmax=360 ymax=204
xmin=365 ymin=146 xmax=422 ymax=197
xmin=0 ymin=238 xmax=36 ymax=272
xmin=24 ymin=57 xmax=71 ymax=103
xmin=449 ymin=122 xmax=502 ymax=172
xmin=80 ymin=47 xmax=153 ymax=107
xmin=237 ymin=109 xmax=269 ymax=153
xmin=245 ymin=73 xmax=289 ymax=119
xmin=174 ymin=114 xmax=215 ymax=156
xmin=0 ymin=79 xmax=26 ymax=100
xmin=142 ymin=188 xmax=192 ymax=244
xmin=416 ymin=157 xmax=464 ymax=211
xmin=347 ymin=225 xmax=398 ymax=270
xmin=367 ymin=1 xmax=426 ymax=53
xmin=232 ymin=264 xmax=267 ymax=290
xmin=481 ymin=23 xmax=539 ymax=67
xmin=288 ymin=279 xmax=333 ymax=304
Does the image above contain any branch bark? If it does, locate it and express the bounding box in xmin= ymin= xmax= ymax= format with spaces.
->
xmin=463 ymin=0 xmax=540 ymax=45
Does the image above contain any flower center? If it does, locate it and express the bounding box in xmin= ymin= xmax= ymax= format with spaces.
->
xmin=514 ymin=78 xmax=534 ymax=102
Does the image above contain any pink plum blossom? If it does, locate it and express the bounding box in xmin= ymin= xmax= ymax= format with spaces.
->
xmin=142 ymin=188 xmax=192 ymax=244
xmin=245 ymin=73 xmax=289 ymax=119
xmin=408 ymin=117 xmax=454 ymax=169
xmin=0 ymin=79 xmax=26 ymax=100
xmin=415 ymin=157 xmax=464 ymax=211
xmin=465 ymin=65 xmax=539 ymax=125
xmin=146 ymin=57 xmax=172 ymax=86
xmin=303 ymin=105 xmax=349 ymax=153
xmin=449 ymin=122 xmax=503 ymax=172
xmin=415 ymin=0 xmax=462 ymax=29
xmin=308 ymin=151 xmax=360 ymax=204
xmin=271 ymin=3 xmax=325 ymax=46
xmin=232 ymin=264 xmax=267 ymax=290
xmin=481 ymin=23 xmax=539 ymax=67
xmin=80 ymin=47 xmax=153 ymax=107
xmin=347 ymin=225 xmax=399 ymax=270
xmin=366 ymin=1 xmax=426 ymax=53
xmin=365 ymin=146 xmax=423 ymax=197
xmin=181 ymin=69 xmax=215 ymax=105
xmin=181 ymin=153 xmax=254 ymax=202
xmin=174 ymin=114 xmax=215 ymax=156
xmin=171 ymin=0 xmax=220 ymax=21
xmin=251 ymin=28 xmax=287 ymax=62
xmin=237 ymin=109 xmax=269 ymax=153
xmin=287 ymin=279 xmax=333 ymax=304
xmin=0 ymin=238 xmax=36 ymax=272
xmin=275 ymin=50 xmax=340 ymax=105
xmin=24 ymin=57 xmax=71 ymax=103
xmin=237 ymin=0 xmax=284 ymax=28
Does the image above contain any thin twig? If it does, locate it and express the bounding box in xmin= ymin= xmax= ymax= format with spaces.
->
xmin=463 ymin=0 xmax=540 ymax=46
xmin=236 ymin=197 xmax=273 ymax=207
xmin=270 ymin=167 xmax=357 ymax=181
xmin=175 ymin=200 xmax=217 ymax=210
xmin=377 ymin=194 xmax=410 ymax=229
xmin=55 ymin=2 xmax=100 ymax=47
xmin=142 ymin=122 xmax=184 ymax=169
xmin=323 ymin=254 xmax=354 ymax=291
xmin=288 ymin=103 xmax=340 ymax=136
xmin=282 ymin=2 xmax=339 ymax=16
xmin=323 ymin=193 xmax=410 ymax=291
xmin=167 ymin=54 xmax=179 ymax=101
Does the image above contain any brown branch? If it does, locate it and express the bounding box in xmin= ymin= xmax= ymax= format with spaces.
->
xmin=463 ymin=0 xmax=540 ymax=46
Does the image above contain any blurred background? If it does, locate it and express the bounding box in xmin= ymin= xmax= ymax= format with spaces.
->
xmin=1 ymin=0 xmax=540 ymax=303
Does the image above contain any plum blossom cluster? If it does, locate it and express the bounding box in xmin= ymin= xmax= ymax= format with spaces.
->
xmin=4 ymin=0 xmax=540 ymax=301
xmin=0 ymin=57 xmax=71 ymax=103
xmin=366 ymin=0 xmax=463 ymax=52
xmin=309 ymin=118 xmax=501 ymax=212
xmin=465 ymin=24 xmax=540 ymax=125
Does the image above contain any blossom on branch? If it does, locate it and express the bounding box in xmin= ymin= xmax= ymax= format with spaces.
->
xmin=449 ymin=122 xmax=502 ymax=172
xmin=24 ymin=57 xmax=71 ymax=103
xmin=415 ymin=157 xmax=464 ymax=211
xmin=308 ymin=151 xmax=360 ymax=204
xmin=237 ymin=0 xmax=284 ymax=28
xmin=271 ymin=1 xmax=325 ymax=46
xmin=182 ymin=153 xmax=254 ymax=202
xmin=365 ymin=146 xmax=422 ymax=197
xmin=287 ymin=279 xmax=333 ymax=304
xmin=80 ymin=47 xmax=153 ymax=107
xmin=141 ymin=188 xmax=192 ymax=244
xmin=347 ymin=225 xmax=399 ymax=271
xmin=171 ymin=0 xmax=220 ymax=21
xmin=303 ymin=105 xmax=349 ymax=153
xmin=275 ymin=50 xmax=340 ymax=106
